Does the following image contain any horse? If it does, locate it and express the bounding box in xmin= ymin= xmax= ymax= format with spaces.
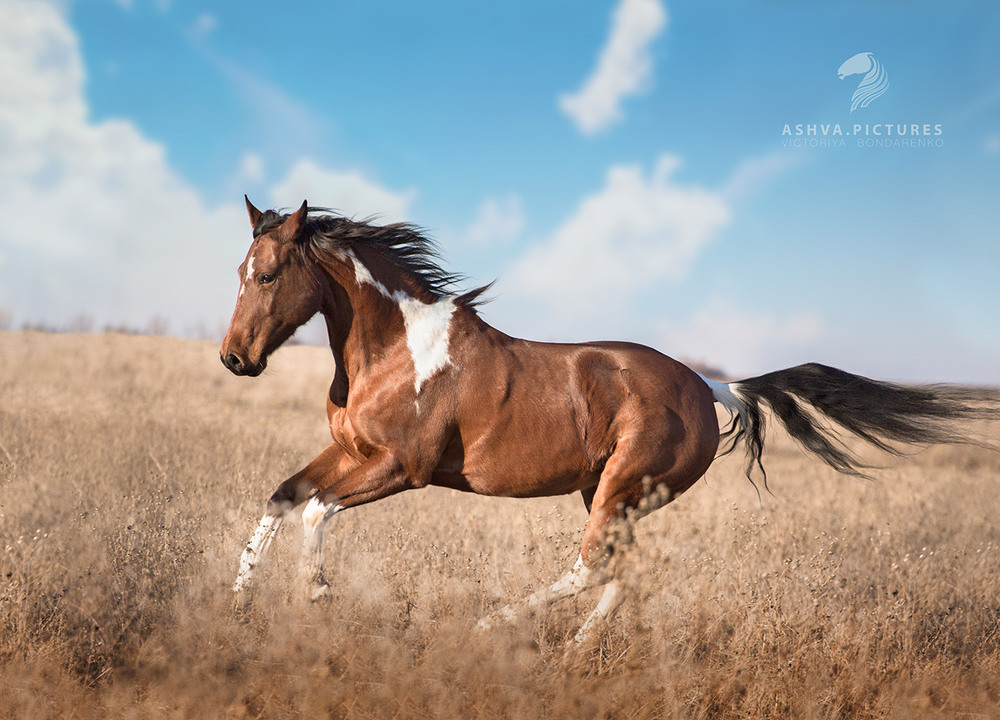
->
xmin=221 ymin=197 xmax=997 ymax=643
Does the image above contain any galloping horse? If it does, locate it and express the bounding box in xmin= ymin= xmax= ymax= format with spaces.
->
xmin=222 ymin=198 xmax=997 ymax=642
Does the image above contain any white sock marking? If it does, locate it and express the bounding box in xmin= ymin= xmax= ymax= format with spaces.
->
xmin=573 ymin=579 xmax=625 ymax=644
xmin=479 ymin=555 xmax=596 ymax=629
xmin=301 ymin=496 xmax=344 ymax=586
xmin=233 ymin=510 xmax=283 ymax=594
xmin=302 ymin=495 xmax=343 ymax=530
xmin=531 ymin=554 xmax=591 ymax=606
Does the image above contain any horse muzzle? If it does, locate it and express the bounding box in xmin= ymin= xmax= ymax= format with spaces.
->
xmin=221 ymin=351 xmax=266 ymax=377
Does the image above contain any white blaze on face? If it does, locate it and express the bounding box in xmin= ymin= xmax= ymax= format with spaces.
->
xmin=347 ymin=250 xmax=457 ymax=396
xmin=240 ymin=254 xmax=256 ymax=298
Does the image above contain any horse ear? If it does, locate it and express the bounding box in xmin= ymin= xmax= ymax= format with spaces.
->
xmin=279 ymin=200 xmax=309 ymax=242
xmin=245 ymin=195 xmax=263 ymax=229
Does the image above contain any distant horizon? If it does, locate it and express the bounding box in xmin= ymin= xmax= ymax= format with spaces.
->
xmin=4 ymin=314 xmax=736 ymax=382
xmin=2 ymin=0 xmax=998 ymax=383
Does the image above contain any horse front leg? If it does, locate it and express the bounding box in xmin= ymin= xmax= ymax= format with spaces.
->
xmin=299 ymin=447 xmax=413 ymax=601
xmin=233 ymin=442 xmax=357 ymax=605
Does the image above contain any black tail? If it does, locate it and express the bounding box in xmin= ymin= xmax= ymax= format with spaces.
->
xmin=704 ymin=363 xmax=999 ymax=486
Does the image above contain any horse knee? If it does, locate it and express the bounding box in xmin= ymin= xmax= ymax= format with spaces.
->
xmin=268 ymin=476 xmax=321 ymax=510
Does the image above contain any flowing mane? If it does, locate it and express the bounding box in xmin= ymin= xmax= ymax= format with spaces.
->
xmin=253 ymin=207 xmax=491 ymax=307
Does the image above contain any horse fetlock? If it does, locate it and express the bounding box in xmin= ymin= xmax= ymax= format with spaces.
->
xmin=308 ymin=580 xmax=332 ymax=603
xmin=300 ymin=561 xmax=331 ymax=600
xmin=476 ymin=604 xmax=521 ymax=631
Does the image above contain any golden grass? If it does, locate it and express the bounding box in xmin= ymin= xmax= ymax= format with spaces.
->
xmin=1 ymin=331 xmax=999 ymax=719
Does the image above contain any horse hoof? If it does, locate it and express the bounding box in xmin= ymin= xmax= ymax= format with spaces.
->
xmin=476 ymin=605 xmax=518 ymax=631
xmin=308 ymin=582 xmax=332 ymax=603
xmin=475 ymin=617 xmax=494 ymax=632
xmin=233 ymin=580 xmax=252 ymax=604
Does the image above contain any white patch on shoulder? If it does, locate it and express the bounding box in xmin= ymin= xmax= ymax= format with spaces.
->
xmin=398 ymin=296 xmax=456 ymax=395
xmin=347 ymin=249 xmax=456 ymax=396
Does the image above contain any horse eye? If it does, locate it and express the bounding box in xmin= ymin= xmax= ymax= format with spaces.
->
xmin=258 ymin=273 xmax=276 ymax=285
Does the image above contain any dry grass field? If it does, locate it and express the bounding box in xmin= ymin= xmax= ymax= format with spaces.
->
xmin=1 ymin=330 xmax=999 ymax=719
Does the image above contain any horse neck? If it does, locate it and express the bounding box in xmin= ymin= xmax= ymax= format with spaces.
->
xmin=316 ymin=247 xmax=443 ymax=382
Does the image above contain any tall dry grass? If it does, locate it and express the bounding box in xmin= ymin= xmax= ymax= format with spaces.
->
xmin=1 ymin=331 xmax=999 ymax=719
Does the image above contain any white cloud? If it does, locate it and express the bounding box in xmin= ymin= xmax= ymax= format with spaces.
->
xmin=465 ymin=194 xmax=525 ymax=246
xmin=721 ymin=151 xmax=808 ymax=204
xmin=189 ymin=13 xmax=217 ymax=40
xmin=268 ymin=159 xmax=416 ymax=223
xmin=0 ymin=0 xmax=242 ymax=334
xmin=0 ymin=0 xmax=412 ymax=336
xmin=656 ymin=298 xmax=824 ymax=378
xmin=503 ymin=154 xmax=728 ymax=331
xmin=985 ymin=134 xmax=1000 ymax=154
xmin=237 ymin=151 xmax=265 ymax=184
xmin=0 ymin=0 xmax=86 ymax=129
xmin=559 ymin=0 xmax=667 ymax=136
xmin=221 ymin=151 xmax=266 ymax=202
xmin=204 ymin=50 xmax=323 ymax=158
xmin=480 ymin=151 xmax=823 ymax=374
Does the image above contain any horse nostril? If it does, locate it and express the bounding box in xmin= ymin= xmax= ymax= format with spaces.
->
xmin=223 ymin=352 xmax=244 ymax=373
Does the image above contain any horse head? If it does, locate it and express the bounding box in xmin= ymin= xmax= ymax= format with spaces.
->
xmin=220 ymin=197 xmax=324 ymax=376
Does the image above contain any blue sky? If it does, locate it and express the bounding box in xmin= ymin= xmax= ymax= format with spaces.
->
xmin=1 ymin=0 xmax=998 ymax=382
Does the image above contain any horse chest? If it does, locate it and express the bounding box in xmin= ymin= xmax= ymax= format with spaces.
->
xmin=332 ymin=378 xmax=447 ymax=468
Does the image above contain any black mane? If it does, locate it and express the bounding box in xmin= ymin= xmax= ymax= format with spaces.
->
xmin=253 ymin=207 xmax=491 ymax=307
xmin=251 ymin=209 xmax=286 ymax=238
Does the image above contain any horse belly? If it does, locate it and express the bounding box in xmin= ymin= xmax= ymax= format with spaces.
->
xmin=432 ymin=466 xmax=598 ymax=499
xmin=436 ymin=428 xmax=597 ymax=498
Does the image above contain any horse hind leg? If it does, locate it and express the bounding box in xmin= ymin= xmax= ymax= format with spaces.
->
xmin=567 ymin=433 xmax=709 ymax=644
xmin=562 ymin=493 xmax=635 ymax=646
xmin=475 ymin=508 xmax=633 ymax=641
xmin=479 ymin=385 xmax=716 ymax=641
xmin=569 ymin=481 xmax=678 ymax=645
xmin=573 ymin=577 xmax=626 ymax=645
xmin=476 ymin=552 xmax=613 ymax=631
xmin=476 ymin=487 xmax=614 ymax=632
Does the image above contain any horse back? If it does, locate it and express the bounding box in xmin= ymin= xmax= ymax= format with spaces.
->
xmin=439 ymin=327 xmax=715 ymax=497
